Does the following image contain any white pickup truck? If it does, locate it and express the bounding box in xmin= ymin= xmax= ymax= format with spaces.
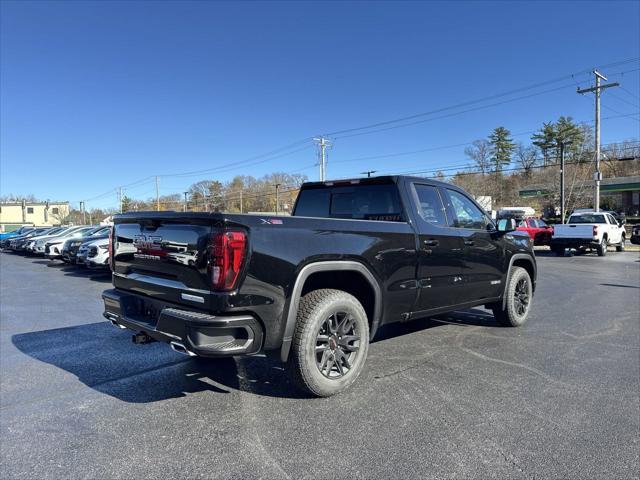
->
xmin=551 ymin=211 xmax=626 ymax=256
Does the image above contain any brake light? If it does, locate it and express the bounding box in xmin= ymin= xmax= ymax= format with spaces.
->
xmin=593 ymin=225 xmax=598 ymax=237
xmin=209 ymin=230 xmax=247 ymax=291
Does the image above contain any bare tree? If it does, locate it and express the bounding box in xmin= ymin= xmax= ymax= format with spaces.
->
xmin=464 ymin=140 xmax=491 ymax=175
xmin=515 ymin=142 xmax=538 ymax=177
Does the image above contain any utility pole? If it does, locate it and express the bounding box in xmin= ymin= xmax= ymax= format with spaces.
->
xmin=274 ymin=184 xmax=281 ymax=215
xmin=559 ymin=142 xmax=566 ymax=224
xmin=80 ymin=201 xmax=86 ymax=224
xmin=183 ymin=192 xmax=188 ymax=212
xmin=313 ymin=136 xmax=331 ymax=181
xmin=155 ymin=176 xmax=160 ymax=211
xmin=239 ymin=190 xmax=243 ymax=214
xmin=118 ymin=187 xmax=123 ymax=214
xmin=577 ymin=70 xmax=619 ymax=212
xmin=361 ymin=170 xmax=378 ymax=178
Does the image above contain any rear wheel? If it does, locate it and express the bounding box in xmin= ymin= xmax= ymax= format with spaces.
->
xmin=596 ymin=237 xmax=608 ymax=257
xmin=287 ymin=289 xmax=369 ymax=397
xmin=616 ymin=235 xmax=625 ymax=252
xmin=491 ymin=267 xmax=532 ymax=327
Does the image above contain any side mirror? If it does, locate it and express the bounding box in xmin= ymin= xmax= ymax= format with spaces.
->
xmin=619 ymin=219 xmax=626 ymax=226
xmin=497 ymin=218 xmax=516 ymax=233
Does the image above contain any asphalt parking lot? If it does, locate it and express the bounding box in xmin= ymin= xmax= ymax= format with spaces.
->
xmin=1 ymin=251 xmax=639 ymax=479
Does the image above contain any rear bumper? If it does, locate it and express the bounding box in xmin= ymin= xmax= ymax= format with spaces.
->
xmin=102 ymin=289 xmax=264 ymax=357
xmin=550 ymin=238 xmax=599 ymax=249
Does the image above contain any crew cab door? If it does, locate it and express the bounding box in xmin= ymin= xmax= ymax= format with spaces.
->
xmin=605 ymin=213 xmax=623 ymax=243
xmin=441 ymin=188 xmax=505 ymax=302
xmin=408 ymin=182 xmax=464 ymax=312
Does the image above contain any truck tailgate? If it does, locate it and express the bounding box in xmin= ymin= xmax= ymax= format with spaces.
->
xmin=112 ymin=214 xmax=219 ymax=307
xmin=552 ymin=224 xmax=594 ymax=239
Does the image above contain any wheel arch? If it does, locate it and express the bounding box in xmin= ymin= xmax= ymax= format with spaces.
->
xmin=502 ymin=254 xmax=537 ymax=309
xmin=280 ymin=261 xmax=382 ymax=362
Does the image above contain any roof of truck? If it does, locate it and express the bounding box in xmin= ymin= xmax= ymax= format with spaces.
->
xmin=301 ymin=175 xmax=453 ymax=189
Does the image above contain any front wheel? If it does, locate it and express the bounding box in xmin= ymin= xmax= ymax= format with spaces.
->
xmin=616 ymin=236 xmax=625 ymax=252
xmin=491 ymin=266 xmax=533 ymax=327
xmin=287 ymin=289 xmax=369 ymax=397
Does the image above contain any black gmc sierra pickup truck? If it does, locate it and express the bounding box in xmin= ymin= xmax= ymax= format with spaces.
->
xmin=103 ymin=175 xmax=536 ymax=396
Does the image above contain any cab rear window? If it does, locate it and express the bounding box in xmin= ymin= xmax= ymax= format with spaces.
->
xmin=568 ymin=214 xmax=606 ymax=224
xmin=294 ymin=184 xmax=404 ymax=221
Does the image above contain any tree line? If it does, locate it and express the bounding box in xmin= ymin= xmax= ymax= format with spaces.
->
xmin=453 ymin=116 xmax=639 ymax=213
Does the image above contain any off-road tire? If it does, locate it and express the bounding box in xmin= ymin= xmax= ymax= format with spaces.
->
xmin=616 ymin=235 xmax=625 ymax=252
xmin=287 ymin=289 xmax=369 ymax=397
xmin=491 ymin=266 xmax=532 ymax=327
xmin=597 ymin=237 xmax=608 ymax=257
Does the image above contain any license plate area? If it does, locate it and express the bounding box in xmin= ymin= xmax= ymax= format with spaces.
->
xmin=121 ymin=295 xmax=162 ymax=327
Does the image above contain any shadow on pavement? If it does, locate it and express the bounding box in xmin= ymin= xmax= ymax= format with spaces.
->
xmin=12 ymin=309 xmax=499 ymax=402
xmin=600 ymin=283 xmax=640 ymax=289
xmin=61 ymin=266 xmax=112 ymax=282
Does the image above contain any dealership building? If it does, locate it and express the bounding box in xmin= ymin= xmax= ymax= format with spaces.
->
xmin=0 ymin=201 xmax=70 ymax=232
xmin=519 ymin=175 xmax=640 ymax=217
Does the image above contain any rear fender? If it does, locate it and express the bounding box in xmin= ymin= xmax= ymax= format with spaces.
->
xmin=279 ymin=261 xmax=382 ymax=362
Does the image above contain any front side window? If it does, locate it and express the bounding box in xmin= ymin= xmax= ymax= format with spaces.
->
xmin=446 ymin=189 xmax=487 ymax=229
xmin=413 ymin=184 xmax=447 ymax=226
xmin=537 ymin=219 xmax=547 ymax=227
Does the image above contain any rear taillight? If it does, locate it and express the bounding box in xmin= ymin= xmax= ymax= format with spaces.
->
xmin=209 ymin=230 xmax=247 ymax=291
xmin=593 ymin=225 xmax=598 ymax=237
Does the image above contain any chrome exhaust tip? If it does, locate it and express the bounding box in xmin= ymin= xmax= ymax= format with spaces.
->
xmin=170 ymin=341 xmax=196 ymax=357
xmin=105 ymin=313 xmax=126 ymax=329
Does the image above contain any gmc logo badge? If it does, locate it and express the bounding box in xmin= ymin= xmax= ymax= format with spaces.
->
xmin=133 ymin=235 xmax=163 ymax=250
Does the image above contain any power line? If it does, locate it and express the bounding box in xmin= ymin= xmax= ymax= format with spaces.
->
xmin=619 ymin=85 xmax=640 ymax=101
xmin=325 ymin=115 xmax=637 ymax=169
xmin=321 ymin=59 xmax=639 ymax=138
xmin=156 ymin=139 xmax=313 ymax=179
xmin=607 ymin=91 xmax=640 ymax=110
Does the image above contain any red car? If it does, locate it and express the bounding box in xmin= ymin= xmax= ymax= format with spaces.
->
xmin=516 ymin=217 xmax=553 ymax=245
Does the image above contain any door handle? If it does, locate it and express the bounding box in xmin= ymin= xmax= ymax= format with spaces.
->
xmin=464 ymin=240 xmax=475 ymax=246
xmin=423 ymin=239 xmax=439 ymax=247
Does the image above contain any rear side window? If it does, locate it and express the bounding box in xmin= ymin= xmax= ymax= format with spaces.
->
xmin=294 ymin=189 xmax=330 ymax=217
xmin=413 ymin=184 xmax=447 ymax=226
xmin=295 ymin=184 xmax=404 ymax=221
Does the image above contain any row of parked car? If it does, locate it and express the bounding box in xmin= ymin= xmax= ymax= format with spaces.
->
xmin=0 ymin=225 xmax=111 ymax=267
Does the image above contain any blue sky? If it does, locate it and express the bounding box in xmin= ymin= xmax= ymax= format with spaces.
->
xmin=1 ymin=0 xmax=639 ymax=210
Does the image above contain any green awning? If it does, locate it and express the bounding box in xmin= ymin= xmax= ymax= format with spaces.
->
xmin=600 ymin=182 xmax=640 ymax=193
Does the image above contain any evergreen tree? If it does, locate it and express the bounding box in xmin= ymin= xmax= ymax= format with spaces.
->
xmin=488 ymin=126 xmax=515 ymax=173
xmin=531 ymin=122 xmax=556 ymax=166
xmin=121 ymin=195 xmax=133 ymax=212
